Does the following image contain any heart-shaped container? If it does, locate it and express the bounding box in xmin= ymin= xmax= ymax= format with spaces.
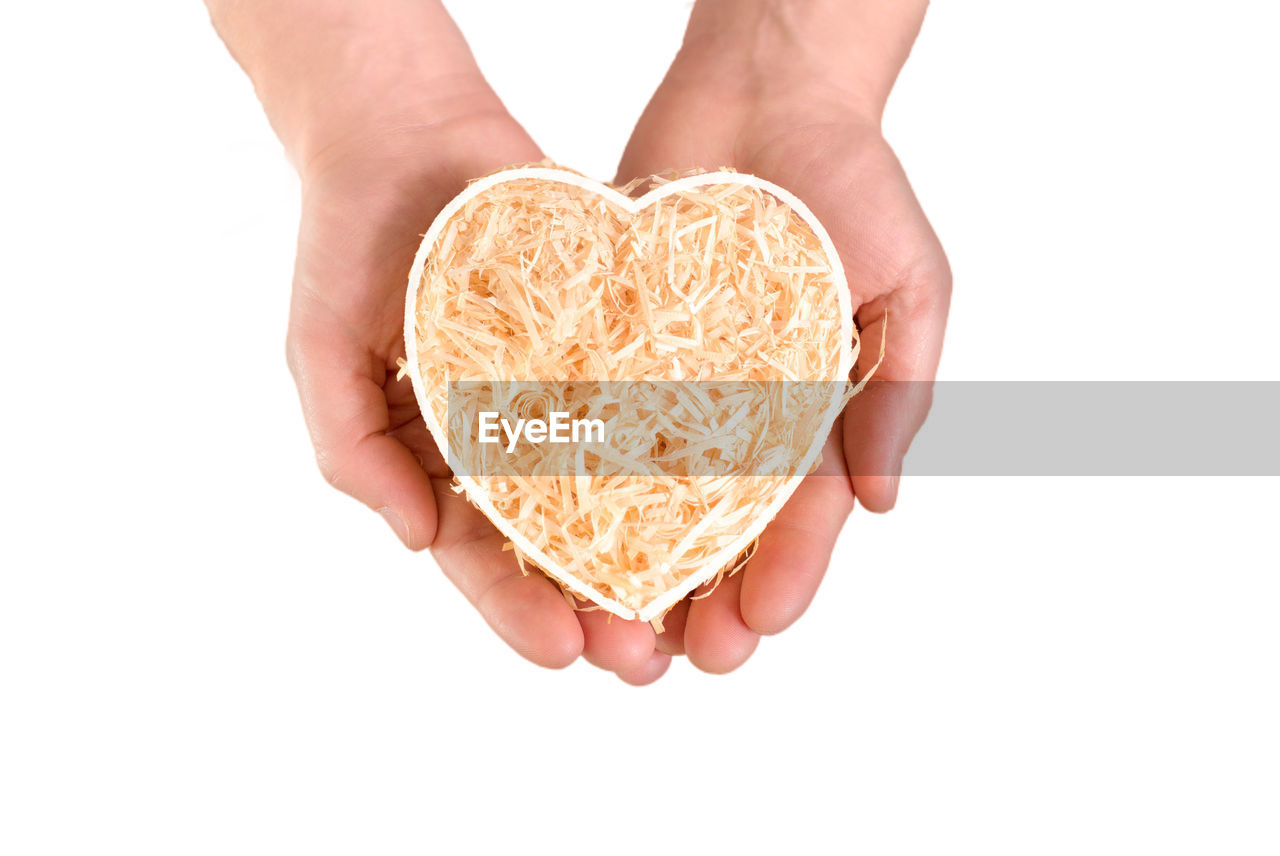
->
xmin=404 ymin=167 xmax=855 ymax=621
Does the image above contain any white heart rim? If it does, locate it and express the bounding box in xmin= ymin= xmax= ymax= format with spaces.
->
xmin=404 ymin=167 xmax=853 ymax=621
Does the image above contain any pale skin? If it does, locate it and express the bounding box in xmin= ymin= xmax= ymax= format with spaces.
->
xmin=207 ymin=0 xmax=949 ymax=684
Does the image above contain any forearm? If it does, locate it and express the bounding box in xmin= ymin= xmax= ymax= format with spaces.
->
xmin=679 ymin=0 xmax=930 ymax=122
xmin=205 ymin=0 xmax=495 ymax=175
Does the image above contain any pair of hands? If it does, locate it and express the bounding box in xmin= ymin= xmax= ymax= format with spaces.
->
xmin=281 ymin=4 xmax=949 ymax=684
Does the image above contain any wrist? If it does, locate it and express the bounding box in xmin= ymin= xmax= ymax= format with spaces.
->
xmin=207 ymin=0 xmax=497 ymax=178
xmin=292 ymin=72 xmax=510 ymax=186
xmin=676 ymin=0 xmax=929 ymax=125
xmin=294 ymin=102 xmax=543 ymax=223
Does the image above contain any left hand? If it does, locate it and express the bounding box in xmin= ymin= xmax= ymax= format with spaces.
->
xmin=616 ymin=17 xmax=951 ymax=672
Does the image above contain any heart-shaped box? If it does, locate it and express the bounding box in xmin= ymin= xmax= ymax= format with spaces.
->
xmin=404 ymin=167 xmax=855 ymax=621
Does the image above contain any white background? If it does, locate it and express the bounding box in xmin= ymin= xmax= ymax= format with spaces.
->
xmin=1 ymin=1 xmax=1278 ymax=853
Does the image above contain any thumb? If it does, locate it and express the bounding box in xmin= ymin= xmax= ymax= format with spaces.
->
xmin=842 ymin=280 xmax=949 ymax=512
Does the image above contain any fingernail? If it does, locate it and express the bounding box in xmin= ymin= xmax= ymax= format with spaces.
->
xmin=378 ymin=507 xmax=411 ymax=547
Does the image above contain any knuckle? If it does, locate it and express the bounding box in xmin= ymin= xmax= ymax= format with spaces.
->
xmin=315 ymin=449 xmax=344 ymax=490
xmin=284 ymin=329 xmax=303 ymax=380
xmin=901 ymin=250 xmax=952 ymax=296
